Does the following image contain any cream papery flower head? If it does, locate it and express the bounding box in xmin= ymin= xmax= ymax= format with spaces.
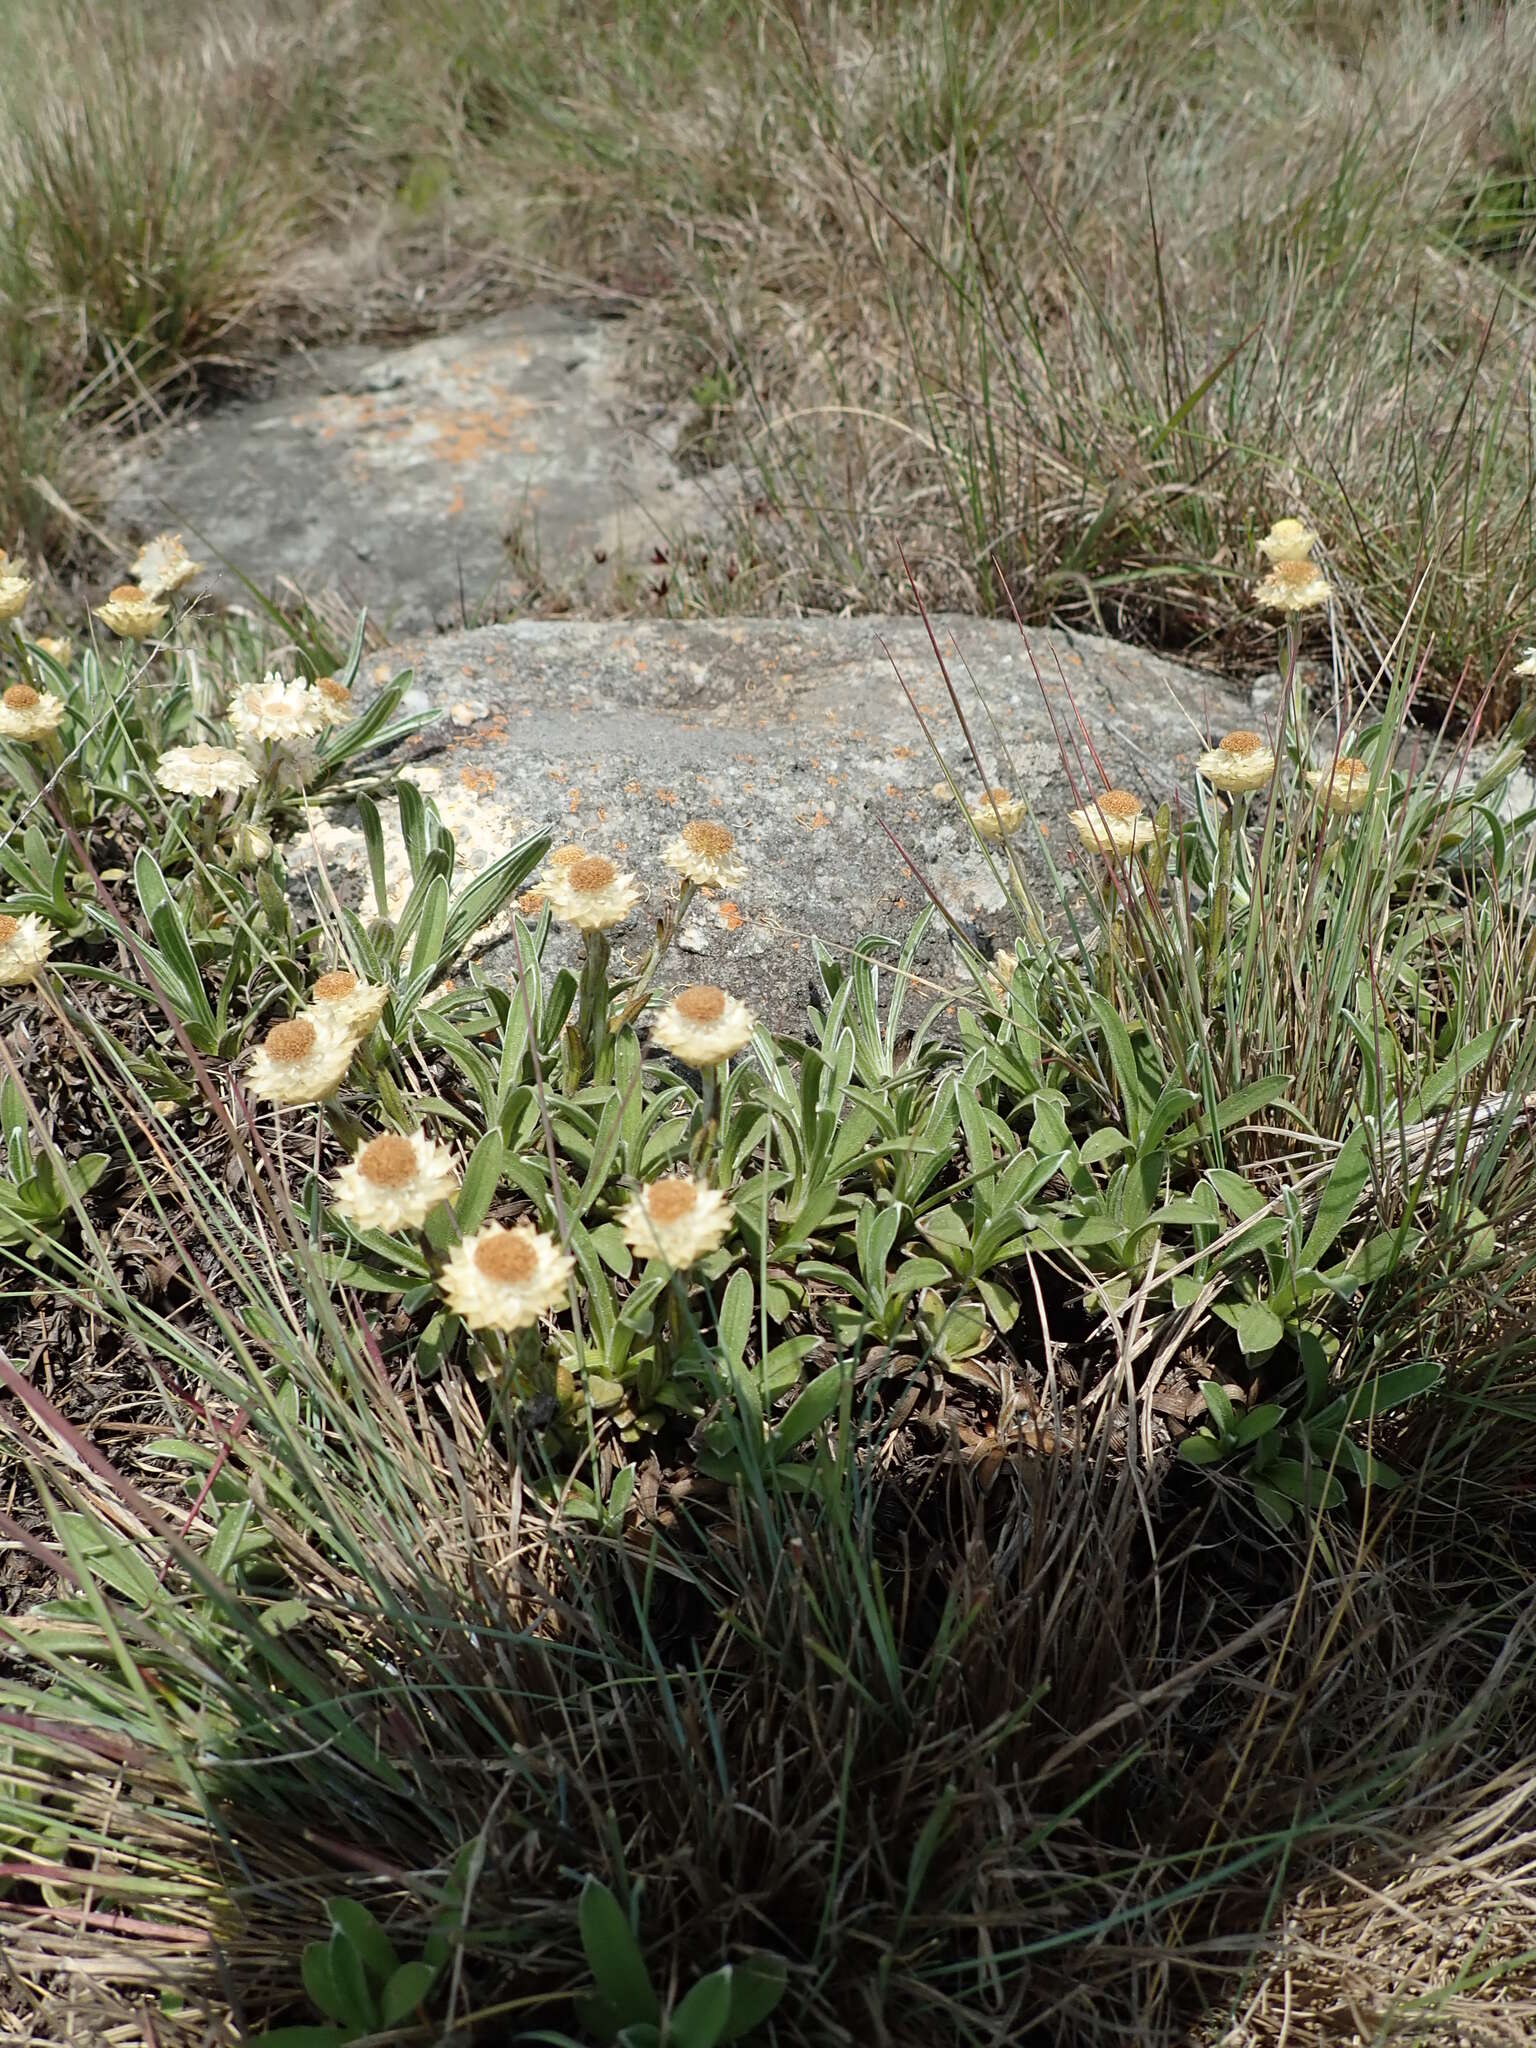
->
xmin=32 ymin=636 xmax=72 ymax=666
xmin=228 ymin=671 xmax=328 ymax=748
xmin=1513 ymin=647 xmax=1536 ymax=681
xmin=246 ymin=1014 xmax=356 ymax=1105
xmin=94 ymin=584 xmax=167 ymax=640
xmin=661 ymin=819 xmax=747 ymax=890
xmin=984 ymin=948 xmax=1018 ymax=1004
xmin=0 ymin=571 xmax=33 ymax=623
xmin=650 ymin=983 xmax=755 ymax=1065
xmin=307 ymin=968 xmax=389 ymax=1038
xmin=1257 ymin=518 xmax=1318 ymax=563
xmin=0 ymin=912 xmax=54 ymax=985
xmin=314 ymin=675 xmax=356 ymax=724
xmin=331 ymin=1129 xmax=459 ymax=1234
xmin=154 ymin=744 xmax=258 ymax=798
xmin=439 ymin=1223 xmax=575 ymax=1334
xmin=966 ymin=788 xmax=1027 ymax=841
xmin=1307 ymin=756 xmax=1374 ymax=816
xmin=620 ymin=1173 xmax=734 ymax=1270
xmin=0 ymin=682 xmax=64 ymax=742
xmin=130 ymin=533 xmax=203 ymax=600
xmin=546 ymin=853 xmax=641 ymax=932
xmin=1067 ymin=788 xmax=1160 ymax=857
xmin=1196 ymin=729 xmax=1277 ymax=795
xmin=1255 ymin=559 xmax=1330 ymax=614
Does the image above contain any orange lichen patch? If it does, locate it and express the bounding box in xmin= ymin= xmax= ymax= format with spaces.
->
xmin=3 ymin=684 xmax=40 ymax=710
xmin=716 ymin=901 xmax=744 ymax=932
xmin=568 ymin=791 xmax=581 ymax=814
xmin=646 ymin=1177 xmax=699 ymax=1225
xmin=1091 ymin=789 xmax=1143 ymax=818
xmin=800 ymin=810 xmax=830 ymax=831
xmin=681 ymin=820 xmax=734 ymax=857
xmin=568 ymin=856 xmax=617 ymax=893
xmin=655 ymin=788 xmax=679 ymax=806
xmin=313 ymin=970 xmax=359 ymax=1001
xmin=265 ymin=1019 xmax=318 ymax=1062
xmin=1219 ymin=730 xmax=1266 ymax=756
xmin=473 ymin=1229 xmax=539 ymax=1284
xmin=458 ymin=766 xmax=496 ymax=795
xmin=675 ymin=985 xmax=727 ymax=1023
xmin=357 ymin=1135 xmax=418 ymax=1188
xmin=892 ymin=745 xmax=914 ymax=759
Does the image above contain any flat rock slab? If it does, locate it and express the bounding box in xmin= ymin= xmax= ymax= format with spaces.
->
xmin=110 ymin=308 xmax=724 ymax=632
xmin=299 ymin=617 xmax=1252 ymax=1029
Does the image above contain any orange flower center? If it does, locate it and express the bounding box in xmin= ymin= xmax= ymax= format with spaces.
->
xmin=569 ymin=855 xmax=616 ymax=893
xmin=313 ymin=970 xmax=358 ymax=1001
xmin=675 ymin=984 xmax=727 ymax=1023
xmin=1333 ymin=756 xmax=1369 ymax=780
xmin=1272 ymin=560 xmax=1317 ymax=589
xmin=682 ymin=820 xmax=734 ymax=857
xmin=1219 ymin=730 xmax=1264 ymax=756
xmin=473 ymin=1229 xmax=539 ymax=1284
xmin=980 ymin=787 xmax=1012 ymax=805
xmin=1093 ymin=789 xmax=1142 ymax=818
xmin=109 ymin=584 xmax=147 ymax=603
xmin=317 ymin=677 xmax=349 ymax=705
xmin=357 ymin=1134 xmax=417 ymax=1188
xmin=4 ymin=684 xmax=40 ymax=710
xmin=266 ymin=1018 xmax=317 ymax=1062
xmin=0 ymin=915 xmax=18 ymax=944
xmin=548 ymin=842 xmax=585 ymax=869
xmin=646 ymin=1177 xmax=699 ymax=1224
xmin=517 ymin=889 xmax=545 ymax=915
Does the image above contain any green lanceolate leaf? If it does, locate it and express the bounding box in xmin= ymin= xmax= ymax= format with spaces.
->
xmin=578 ymin=1879 xmax=659 ymax=2028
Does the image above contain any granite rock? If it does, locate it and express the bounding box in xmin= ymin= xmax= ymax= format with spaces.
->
xmin=109 ymin=308 xmax=728 ymax=633
xmin=299 ymin=616 xmax=1253 ymax=1030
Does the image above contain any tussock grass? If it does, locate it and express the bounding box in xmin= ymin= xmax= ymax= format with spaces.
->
xmin=3 ymin=1 xmax=1534 ymax=711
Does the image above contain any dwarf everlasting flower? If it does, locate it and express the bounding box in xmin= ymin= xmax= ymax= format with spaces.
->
xmin=228 ymin=672 xmax=328 ymax=748
xmin=246 ymin=1015 xmax=356 ymax=1105
xmin=0 ymin=683 xmax=64 ymax=742
xmin=130 ymin=533 xmax=203 ymax=599
xmin=1257 ymin=518 xmax=1318 ymax=563
xmin=1255 ymin=559 xmax=1330 ymax=614
xmin=0 ymin=569 xmax=32 ymax=623
xmin=621 ymin=1173 xmax=734 ymax=1270
xmin=440 ymin=1223 xmax=575 ymax=1334
xmin=1196 ymin=729 xmax=1277 ymax=795
xmin=314 ymin=675 xmax=356 ymax=724
xmin=154 ymin=744 xmax=258 ymax=798
xmin=0 ymin=912 xmax=54 ymax=984
xmin=1514 ymin=648 xmax=1536 ymax=681
xmin=307 ymin=968 xmax=388 ymax=1038
xmin=1307 ymin=756 xmax=1374 ymax=816
xmin=546 ymin=853 xmax=641 ymax=932
xmin=32 ymin=636 xmax=72 ymax=666
xmin=651 ymin=983 xmax=755 ymax=1065
xmin=661 ymin=819 xmax=748 ymax=891
xmin=984 ymin=949 xmax=1018 ymax=1004
xmin=1067 ymin=788 xmax=1160 ymax=857
xmin=967 ymin=788 xmax=1027 ymax=841
xmin=94 ymin=585 xmax=167 ymax=640
xmin=331 ymin=1129 xmax=459 ymax=1234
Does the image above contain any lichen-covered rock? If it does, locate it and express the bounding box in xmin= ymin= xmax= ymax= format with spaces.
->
xmin=301 ymin=616 xmax=1251 ymax=1030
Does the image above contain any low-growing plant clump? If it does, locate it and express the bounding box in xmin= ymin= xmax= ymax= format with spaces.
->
xmin=1 ymin=530 xmax=1536 ymax=2044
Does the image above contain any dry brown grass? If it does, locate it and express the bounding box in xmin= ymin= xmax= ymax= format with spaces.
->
xmin=2 ymin=1 xmax=1534 ymax=707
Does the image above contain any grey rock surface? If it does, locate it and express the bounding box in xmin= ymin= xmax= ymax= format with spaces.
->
xmin=109 ymin=308 xmax=727 ymax=632
xmin=301 ymin=617 xmax=1252 ymax=1030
